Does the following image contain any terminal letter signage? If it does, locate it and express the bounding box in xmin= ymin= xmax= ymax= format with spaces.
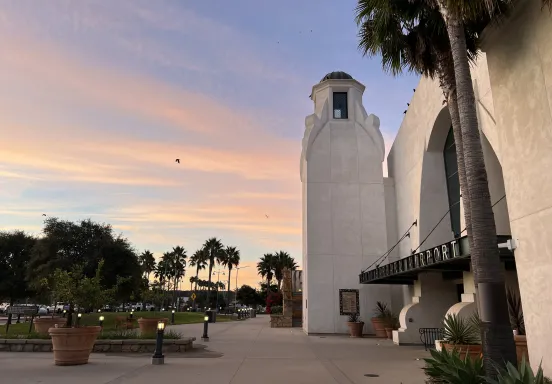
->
xmin=364 ymin=239 xmax=462 ymax=282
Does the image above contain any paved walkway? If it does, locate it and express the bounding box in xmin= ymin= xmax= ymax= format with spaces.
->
xmin=0 ymin=316 xmax=429 ymax=384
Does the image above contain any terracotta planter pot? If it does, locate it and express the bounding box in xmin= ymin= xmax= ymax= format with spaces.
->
xmin=49 ymin=326 xmax=101 ymax=366
xmin=371 ymin=317 xmax=388 ymax=338
xmin=137 ymin=318 xmax=168 ymax=334
xmin=514 ymin=335 xmax=529 ymax=365
xmin=347 ymin=321 xmax=364 ymax=338
xmin=34 ymin=317 xmax=67 ymax=334
xmin=385 ymin=327 xmax=393 ymax=339
xmin=442 ymin=343 xmax=482 ymax=361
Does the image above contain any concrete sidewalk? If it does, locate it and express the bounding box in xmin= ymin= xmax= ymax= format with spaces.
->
xmin=0 ymin=316 xmax=429 ymax=384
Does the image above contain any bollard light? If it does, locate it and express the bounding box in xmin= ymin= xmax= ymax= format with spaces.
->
xmin=171 ymin=309 xmax=175 ymax=324
xmin=152 ymin=321 xmax=165 ymax=365
xmin=76 ymin=313 xmax=82 ymax=327
xmin=202 ymin=315 xmax=209 ymax=341
xmin=62 ymin=309 xmax=67 ymax=318
xmin=130 ymin=310 xmax=134 ymax=320
xmin=97 ymin=309 xmax=101 ymax=313
xmin=99 ymin=315 xmax=105 ymax=328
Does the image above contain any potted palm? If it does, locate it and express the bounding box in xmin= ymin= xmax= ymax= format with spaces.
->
xmin=441 ymin=313 xmax=482 ymax=361
xmin=371 ymin=301 xmax=390 ymax=338
xmin=346 ymin=313 xmax=364 ymax=338
xmin=507 ymin=289 xmax=529 ymax=365
xmin=47 ymin=261 xmax=114 ymax=366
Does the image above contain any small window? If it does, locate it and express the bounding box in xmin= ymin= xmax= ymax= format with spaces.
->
xmin=333 ymin=92 xmax=348 ymax=119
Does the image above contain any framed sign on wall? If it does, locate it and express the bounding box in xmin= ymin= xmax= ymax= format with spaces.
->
xmin=339 ymin=289 xmax=359 ymax=315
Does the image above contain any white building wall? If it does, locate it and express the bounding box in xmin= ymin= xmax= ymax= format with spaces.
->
xmin=301 ymin=76 xmax=391 ymax=334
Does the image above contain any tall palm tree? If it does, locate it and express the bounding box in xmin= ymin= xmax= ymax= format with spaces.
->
xmin=221 ymin=246 xmax=240 ymax=308
xmin=257 ymin=253 xmax=275 ymax=293
xmin=171 ymin=246 xmax=187 ymax=308
xmin=189 ymin=249 xmax=208 ymax=293
xmin=139 ymin=250 xmax=156 ymax=282
xmin=354 ymin=0 xmax=538 ymax=372
xmin=272 ymin=251 xmax=298 ymax=292
xmin=203 ymin=237 xmax=224 ymax=306
xmin=189 ymin=276 xmax=196 ymax=291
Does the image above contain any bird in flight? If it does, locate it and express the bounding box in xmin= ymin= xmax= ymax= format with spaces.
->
xmin=265 ymin=214 xmax=269 ymax=219
xmin=175 ymin=159 xmax=180 ymax=163
xmin=42 ymin=214 xmax=46 ymax=216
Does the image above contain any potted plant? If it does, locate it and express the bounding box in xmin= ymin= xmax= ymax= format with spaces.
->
xmin=347 ymin=313 xmax=364 ymax=338
xmin=47 ymin=261 xmax=114 ymax=366
xmin=138 ymin=285 xmax=169 ymax=333
xmin=507 ymin=288 xmax=529 ymax=365
xmin=371 ymin=301 xmax=390 ymax=338
xmin=384 ymin=312 xmax=400 ymax=339
xmin=441 ymin=313 xmax=482 ymax=361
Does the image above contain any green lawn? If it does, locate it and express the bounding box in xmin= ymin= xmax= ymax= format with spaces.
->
xmin=1 ymin=311 xmax=233 ymax=338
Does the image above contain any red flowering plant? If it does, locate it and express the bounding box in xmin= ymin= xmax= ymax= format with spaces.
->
xmin=266 ymin=291 xmax=283 ymax=314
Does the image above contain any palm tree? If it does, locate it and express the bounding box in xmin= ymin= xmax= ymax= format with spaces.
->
xmin=189 ymin=248 xmax=208 ymax=308
xmin=171 ymin=246 xmax=187 ymax=308
xmin=272 ymin=251 xmax=298 ymax=292
xmin=189 ymin=276 xmax=196 ymax=291
xmin=203 ymin=237 xmax=224 ymax=306
xmin=354 ymin=0 xmax=542 ymax=372
xmin=221 ymin=246 xmax=241 ymax=309
xmin=257 ymin=253 xmax=275 ymax=293
xmin=138 ymin=250 xmax=156 ymax=281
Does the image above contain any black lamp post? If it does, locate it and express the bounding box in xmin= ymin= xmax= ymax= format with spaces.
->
xmin=99 ymin=315 xmax=104 ymax=328
xmin=152 ymin=321 xmax=165 ymax=365
xmin=129 ymin=310 xmax=134 ymax=320
xmin=171 ymin=309 xmax=175 ymax=325
xmin=202 ymin=314 xmax=209 ymax=341
xmin=76 ymin=313 xmax=82 ymax=327
xmin=62 ymin=309 xmax=67 ymax=318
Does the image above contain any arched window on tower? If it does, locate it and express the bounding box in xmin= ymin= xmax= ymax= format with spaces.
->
xmin=443 ymin=126 xmax=461 ymax=237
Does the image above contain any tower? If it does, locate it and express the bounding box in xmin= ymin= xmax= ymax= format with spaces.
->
xmin=300 ymin=72 xmax=390 ymax=334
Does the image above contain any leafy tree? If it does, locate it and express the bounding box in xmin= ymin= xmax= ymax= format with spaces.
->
xmin=257 ymin=253 xmax=275 ymax=292
xmin=272 ymin=251 xmax=298 ymax=292
xmin=0 ymin=231 xmax=36 ymax=305
xmin=203 ymin=238 xmax=224 ymax=304
xmin=47 ymin=260 xmax=116 ymax=327
xmin=138 ymin=250 xmax=156 ymax=281
xmin=236 ymin=285 xmax=263 ymax=307
xmin=220 ymin=246 xmax=240 ymax=309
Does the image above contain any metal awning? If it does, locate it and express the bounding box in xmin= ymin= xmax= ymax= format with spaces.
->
xmin=359 ymin=235 xmax=515 ymax=285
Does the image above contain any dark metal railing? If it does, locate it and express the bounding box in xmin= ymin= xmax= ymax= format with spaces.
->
xmin=419 ymin=328 xmax=444 ymax=351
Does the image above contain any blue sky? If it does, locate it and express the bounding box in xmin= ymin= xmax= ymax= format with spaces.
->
xmin=0 ymin=0 xmax=419 ymax=287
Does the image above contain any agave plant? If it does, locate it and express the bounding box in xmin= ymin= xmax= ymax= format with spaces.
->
xmin=443 ymin=314 xmax=480 ymax=345
xmin=506 ymin=289 xmax=525 ymax=336
xmin=485 ymin=357 xmax=551 ymax=384
xmin=373 ymin=301 xmax=389 ymax=319
xmin=348 ymin=312 xmax=361 ymax=323
xmin=424 ymin=347 xmax=485 ymax=384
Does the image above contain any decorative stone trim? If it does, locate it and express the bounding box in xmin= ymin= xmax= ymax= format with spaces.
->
xmin=270 ymin=315 xmax=292 ymax=328
xmin=0 ymin=338 xmax=195 ymax=353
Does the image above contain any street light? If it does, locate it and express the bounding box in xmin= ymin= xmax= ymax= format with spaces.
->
xmin=234 ymin=266 xmax=250 ymax=309
xmin=202 ymin=315 xmax=209 ymax=341
xmin=213 ymin=269 xmax=225 ymax=314
xmin=171 ymin=309 xmax=175 ymax=324
xmin=152 ymin=321 xmax=165 ymax=365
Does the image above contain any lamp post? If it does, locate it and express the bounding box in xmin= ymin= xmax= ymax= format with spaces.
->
xmin=171 ymin=309 xmax=175 ymax=325
xmin=62 ymin=309 xmax=67 ymax=318
xmin=99 ymin=315 xmax=105 ymax=328
xmin=76 ymin=313 xmax=82 ymax=327
xmin=130 ymin=310 xmax=134 ymax=320
xmin=212 ymin=270 xmax=225 ymax=313
xmin=152 ymin=321 xmax=165 ymax=365
xmin=202 ymin=315 xmax=209 ymax=341
xmin=234 ymin=266 xmax=250 ymax=310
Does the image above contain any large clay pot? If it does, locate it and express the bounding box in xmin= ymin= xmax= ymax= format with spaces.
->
xmin=442 ymin=343 xmax=483 ymax=361
xmin=34 ymin=317 xmax=67 ymax=334
xmin=49 ymin=326 xmax=101 ymax=366
xmin=514 ymin=335 xmax=529 ymax=365
xmin=347 ymin=321 xmax=364 ymax=338
xmin=137 ymin=318 xmax=168 ymax=334
xmin=371 ymin=317 xmax=388 ymax=338
xmin=385 ymin=327 xmax=393 ymax=339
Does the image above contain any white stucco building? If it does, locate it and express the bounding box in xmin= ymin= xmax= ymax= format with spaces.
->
xmin=301 ymin=0 xmax=552 ymax=372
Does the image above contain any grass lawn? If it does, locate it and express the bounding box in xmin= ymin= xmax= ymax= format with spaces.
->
xmin=0 ymin=311 xmax=233 ymax=338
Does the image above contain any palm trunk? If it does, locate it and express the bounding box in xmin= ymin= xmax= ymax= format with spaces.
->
xmin=207 ymin=259 xmax=214 ymax=307
xmin=442 ymin=8 xmax=516 ymax=372
xmin=227 ymin=267 xmax=232 ymax=311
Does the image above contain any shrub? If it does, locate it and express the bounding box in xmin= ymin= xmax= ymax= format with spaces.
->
xmin=270 ymin=306 xmax=283 ymax=315
xmin=97 ymin=329 xmax=182 ymax=340
xmin=442 ymin=313 xmax=480 ymax=345
xmin=424 ymin=348 xmax=485 ymax=384
xmin=485 ymin=357 xmax=551 ymax=384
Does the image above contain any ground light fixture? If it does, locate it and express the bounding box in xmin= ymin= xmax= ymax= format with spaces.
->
xmin=130 ymin=310 xmax=134 ymax=320
xmin=76 ymin=313 xmax=82 ymax=326
xmin=99 ymin=315 xmax=105 ymax=328
xmin=62 ymin=309 xmax=67 ymax=318
xmin=171 ymin=309 xmax=175 ymax=324
xmin=202 ymin=315 xmax=209 ymax=341
xmin=152 ymin=321 xmax=165 ymax=365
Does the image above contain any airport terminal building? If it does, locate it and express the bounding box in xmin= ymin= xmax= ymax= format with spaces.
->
xmin=301 ymin=0 xmax=552 ymax=372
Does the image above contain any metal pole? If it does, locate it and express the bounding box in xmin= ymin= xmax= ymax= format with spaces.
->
xmin=202 ymin=315 xmax=209 ymax=341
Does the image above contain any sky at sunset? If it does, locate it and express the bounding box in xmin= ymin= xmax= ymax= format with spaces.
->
xmin=0 ymin=0 xmax=419 ymax=289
